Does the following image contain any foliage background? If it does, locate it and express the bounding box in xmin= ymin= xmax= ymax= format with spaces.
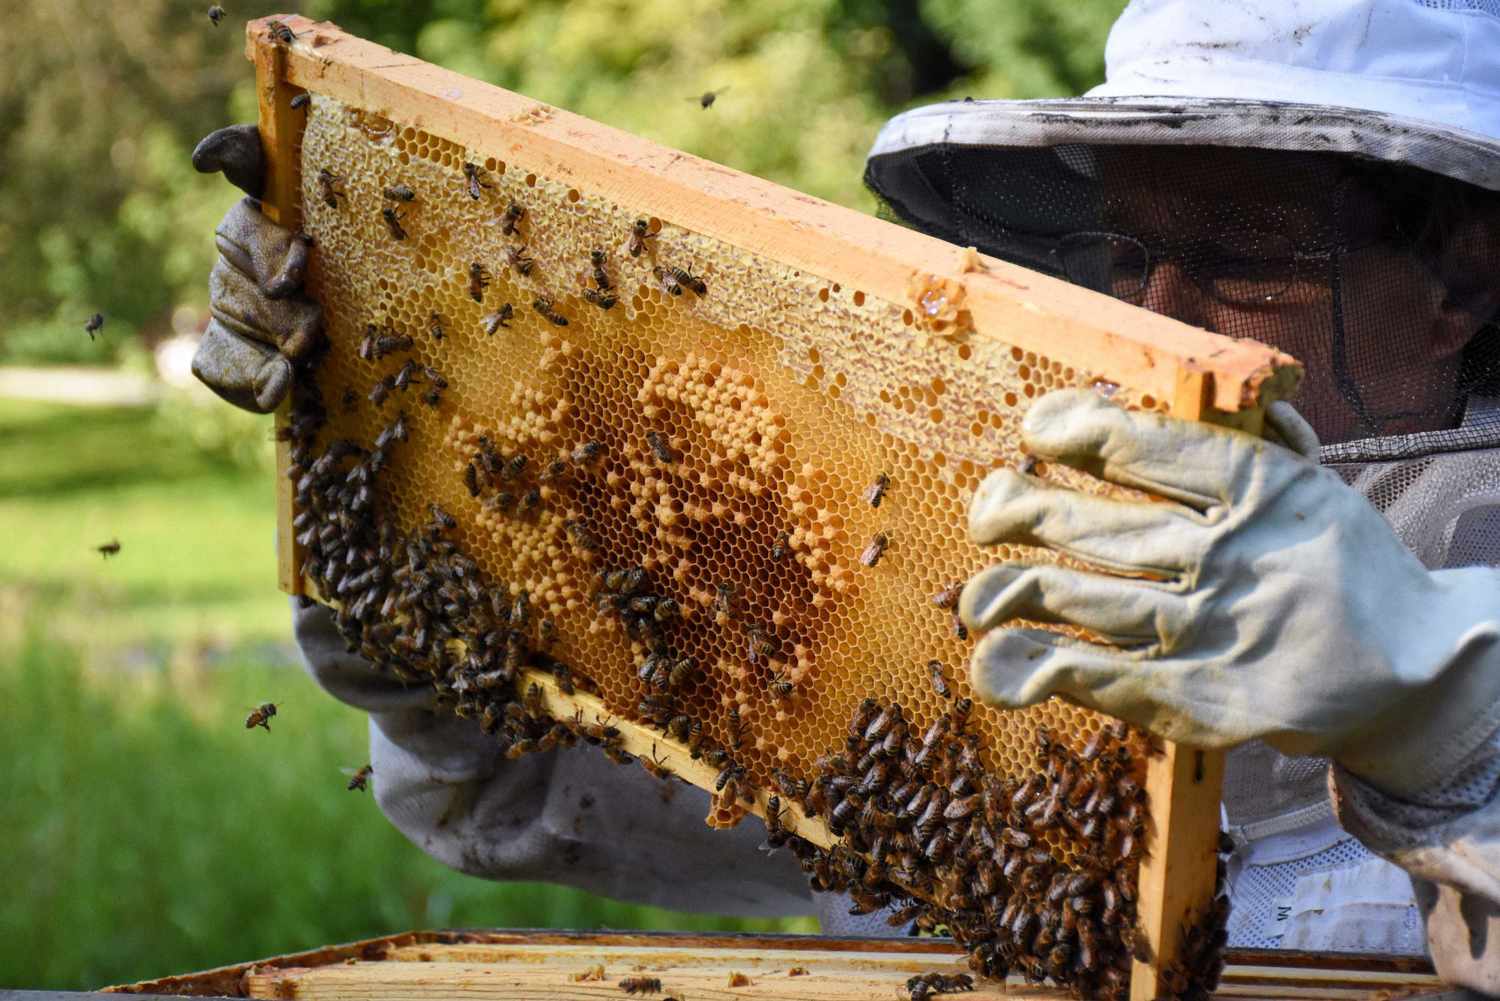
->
xmin=0 ymin=0 xmax=1124 ymax=989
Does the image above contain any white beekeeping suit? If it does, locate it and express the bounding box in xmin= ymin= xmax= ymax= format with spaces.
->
xmin=867 ymin=0 xmax=1500 ymax=990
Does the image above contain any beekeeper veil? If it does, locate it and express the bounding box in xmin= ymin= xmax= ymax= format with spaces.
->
xmin=864 ymin=0 xmax=1500 ymax=954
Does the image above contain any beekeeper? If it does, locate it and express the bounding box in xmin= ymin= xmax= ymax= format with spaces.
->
xmin=192 ymin=0 xmax=1500 ymax=992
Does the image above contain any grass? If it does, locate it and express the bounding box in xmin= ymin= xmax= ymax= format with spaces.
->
xmin=0 ymin=396 xmax=814 ymax=991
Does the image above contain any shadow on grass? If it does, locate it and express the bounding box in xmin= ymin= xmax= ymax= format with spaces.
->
xmin=0 ymin=628 xmax=814 ymax=990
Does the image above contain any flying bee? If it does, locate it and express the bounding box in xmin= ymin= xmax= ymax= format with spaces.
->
xmin=317 ymin=168 xmax=345 ymax=208
xmin=462 ymin=161 xmax=492 ymax=199
xmin=652 ymin=266 xmax=683 ymax=296
xmin=207 ymin=5 xmax=225 ymax=27
xmin=927 ymin=659 xmax=951 ymax=699
xmin=618 ymin=977 xmax=661 ymax=995
xmin=83 ymin=312 xmax=105 ymax=339
xmin=645 ymin=431 xmax=676 ymax=463
xmin=667 ymin=265 xmax=707 ymax=295
xmin=689 ymin=87 xmax=728 ymax=109
xmin=864 ymin=472 xmax=890 ymax=507
xmin=507 ymin=245 xmax=535 ymax=276
xmin=383 ymin=183 xmax=416 ymax=202
xmin=627 ymin=219 xmax=656 ymax=257
xmin=468 ymin=261 xmax=490 ymax=303
xmin=245 ymin=702 xmax=278 ymax=731
xmin=344 ymin=763 xmax=373 ymax=791
xmin=481 ymin=306 xmax=515 ymax=336
xmin=583 ymin=288 xmax=618 ymax=310
xmin=500 ymin=200 xmax=526 ymax=235
xmin=859 ymin=532 xmax=888 ymax=567
xmin=94 ymin=538 xmax=122 ymax=559
xmin=532 ymin=297 xmax=568 ymax=326
xmin=589 ymin=249 xmax=613 ymax=290
xmin=380 ymin=206 xmax=408 ymax=240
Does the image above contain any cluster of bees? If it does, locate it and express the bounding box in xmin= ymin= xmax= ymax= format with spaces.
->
xmin=755 ymin=688 xmax=1229 ymax=1001
xmin=318 ymin=158 xmax=707 ymax=342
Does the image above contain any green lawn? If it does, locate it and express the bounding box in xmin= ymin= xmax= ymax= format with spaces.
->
xmin=0 ymin=396 xmax=814 ymax=991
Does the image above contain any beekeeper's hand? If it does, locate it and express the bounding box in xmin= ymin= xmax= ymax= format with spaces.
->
xmin=960 ymin=388 xmax=1500 ymax=798
xmin=190 ymin=125 xmax=322 ymax=413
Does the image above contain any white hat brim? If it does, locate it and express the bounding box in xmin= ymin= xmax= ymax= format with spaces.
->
xmin=868 ymin=97 xmax=1500 ymax=192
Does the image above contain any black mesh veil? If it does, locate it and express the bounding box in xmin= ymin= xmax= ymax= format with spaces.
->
xmin=865 ymin=141 xmax=1500 ymax=456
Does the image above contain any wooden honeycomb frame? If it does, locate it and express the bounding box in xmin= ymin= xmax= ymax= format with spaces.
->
xmin=247 ymin=16 xmax=1300 ymax=999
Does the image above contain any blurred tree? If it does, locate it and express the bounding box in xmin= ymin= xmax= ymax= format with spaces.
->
xmin=0 ymin=0 xmax=1125 ymax=365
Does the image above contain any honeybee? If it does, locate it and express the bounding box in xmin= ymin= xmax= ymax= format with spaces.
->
xmin=771 ymin=531 xmax=791 ymax=562
xmin=571 ymin=964 xmax=606 ymax=983
xmin=571 ymin=440 xmax=604 ymax=467
xmin=583 ymin=288 xmax=618 ymax=310
xmin=627 ymin=219 xmax=656 ymax=257
xmin=468 ymin=261 xmax=490 ymax=303
xmin=507 ymin=245 xmax=535 ymax=276
xmin=289 ymin=92 xmax=310 ymax=110
xmin=383 ymin=183 xmax=416 ymax=202
xmin=267 ymin=18 xmax=295 ymax=43
xmin=482 ymin=306 xmax=513 ymax=335
xmin=344 ymin=763 xmax=373 ymax=791
xmin=931 ymin=582 xmax=962 ymax=610
xmin=462 ymin=161 xmax=492 ymax=200
xmin=645 ymin=431 xmax=676 ymax=463
xmin=317 ymin=168 xmax=345 ymax=208
xmin=95 ymin=538 xmax=121 ymax=559
xmin=690 ymin=87 xmax=728 ymax=109
xmin=587 ymin=249 xmax=614 ymax=290
xmin=427 ymin=312 xmax=445 ymax=341
xmin=864 ymin=472 xmax=890 ymax=507
xmin=713 ymin=582 xmax=738 ymax=621
xmin=767 ymin=674 xmax=794 ymax=699
xmin=927 ymin=659 xmax=951 ymax=699
xmin=501 ymin=200 xmax=525 ymax=235
xmin=859 ymin=532 xmax=888 ymax=567
xmin=950 ymin=614 xmax=968 ymax=641
xmin=245 ymin=702 xmax=279 ymax=731
xmin=207 ymin=5 xmax=225 ymax=27
xmin=745 ymin=624 xmax=776 ymax=663
xmin=565 ymin=519 xmax=599 ymax=550
xmin=381 ymin=206 xmax=408 ymax=240
xmin=652 ymin=266 xmax=683 ymax=296
xmin=618 ymin=978 xmax=661 ymax=995
xmin=667 ymin=265 xmax=707 ymax=295
xmin=532 ymin=297 xmax=568 ymax=326
xmin=83 ymin=312 xmax=105 ymax=339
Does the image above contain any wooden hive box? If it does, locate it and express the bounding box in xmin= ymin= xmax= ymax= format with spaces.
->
xmin=110 ymin=929 xmax=1446 ymax=1001
xmin=246 ymin=15 xmax=1303 ymax=998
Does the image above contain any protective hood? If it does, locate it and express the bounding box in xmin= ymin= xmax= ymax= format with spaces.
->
xmin=869 ymin=0 xmax=1500 ymax=193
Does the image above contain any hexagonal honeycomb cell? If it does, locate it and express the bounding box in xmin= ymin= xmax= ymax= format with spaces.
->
xmin=293 ymin=95 xmax=1172 ymax=861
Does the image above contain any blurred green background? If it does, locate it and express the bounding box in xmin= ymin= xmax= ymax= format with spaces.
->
xmin=0 ymin=0 xmax=1123 ymax=989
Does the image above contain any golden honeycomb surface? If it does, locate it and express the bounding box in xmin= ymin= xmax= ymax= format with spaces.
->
xmin=295 ymin=96 xmax=1161 ymax=854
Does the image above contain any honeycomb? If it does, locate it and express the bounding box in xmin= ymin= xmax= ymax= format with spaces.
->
xmin=290 ymin=93 xmax=1174 ymax=841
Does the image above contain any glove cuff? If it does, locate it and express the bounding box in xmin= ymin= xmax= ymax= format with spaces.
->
xmin=1336 ymin=568 xmax=1500 ymax=798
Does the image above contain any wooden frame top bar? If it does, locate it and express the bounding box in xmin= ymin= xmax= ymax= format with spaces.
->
xmin=248 ymin=15 xmax=1298 ymax=417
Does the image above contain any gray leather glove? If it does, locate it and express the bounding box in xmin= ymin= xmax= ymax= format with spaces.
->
xmin=959 ymin=389 xmax=1500 ymax=799
xmin=191 ymin=125 xmax=322 ymax=413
